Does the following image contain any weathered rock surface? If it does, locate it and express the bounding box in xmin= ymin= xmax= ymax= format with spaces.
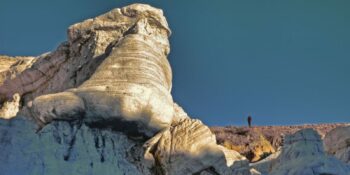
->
xmin=0 ymin=56 xmax=35 ymax=119
xmin=214 ymin=127 xmax=275 ymax=163
xmin=251 ymin=128 xmax=350 ymax=175
xmin=249 ymin=149 xmax=281 ymax=175
xmin=0 ymin=116 xmax=150 ymax=175
xmin=0 ymin=3 xmax=253 ymax=175
xmin=0 ymin=114 xmax=252 ymax=175
xmin=0 ymin=93 xmax=20 ymax=119
xmin=3 ymin=3 xmax=348 ymax=175
xmin=0 ymin=55 xmax=35 ymax=84
xmin=324 ymin=126 xmax=350 ymax=164
xmin=144 ymin=118 xmax=251 ymax=175
xmin=1 ymin=4 xmax=172 ymax=121
xmin=26 ymin=3 xmax=175 ymax=137
xmin=211 ymin=123 xmax=350 ymax=162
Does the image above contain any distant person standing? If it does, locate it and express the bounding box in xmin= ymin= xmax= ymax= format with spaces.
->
xmin=247 ymin=115 xmax=252 ymax=128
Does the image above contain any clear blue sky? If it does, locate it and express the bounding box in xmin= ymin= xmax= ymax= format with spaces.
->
xmin=1 ymin=0 xmax=349 ymax=126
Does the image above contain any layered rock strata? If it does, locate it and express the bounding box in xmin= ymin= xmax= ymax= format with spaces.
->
xmin=144 ymin=119 xmax=250 ymax=175
xmin=30 ymin=13 xmax=174 ymax=136
xmin=0 ymin=4 xmax=252 ymax=175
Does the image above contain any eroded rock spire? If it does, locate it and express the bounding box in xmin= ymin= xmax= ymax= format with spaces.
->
xmin=29 ymin=4 xmax=175 ymax=137
xmin=0 ymin=3 xmax=256 ymax=175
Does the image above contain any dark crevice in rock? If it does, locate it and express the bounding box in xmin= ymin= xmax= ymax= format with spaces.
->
xmin=100 ymin=154 xmax=105 ymax=163
xmin=123 ymin=23 xmax=137 ymax=37
xmin=85 ymin=118 xmax=148 ymax=141
xmin=193 ymin=167 xmax=220 ymax=175
xmin=94 ymin=134 xmax=100 ymax=148
xmin=91 ymin=129 xmax=107 ymax=163
xmin=52 ymin=126 xmax=62 ymax=144
xmin=152 ymin=158 xmax=165 ymax=175
xmin=147 ymin=139 xmax=164 ymax=175
xmin=61 ymin=120 xmax=83 ymax=161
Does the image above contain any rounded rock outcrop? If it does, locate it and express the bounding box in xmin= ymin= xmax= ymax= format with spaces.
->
xmin=144 ymin=118 xmax=251 ymax=175
xmin=269 ymin=129 xmax=349 ymax=175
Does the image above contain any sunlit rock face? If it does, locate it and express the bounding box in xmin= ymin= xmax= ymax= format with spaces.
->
xmin=144 ymin=118 xmax=251 ymax=175
xmin=0 ymin=56 xmax=35 ymax=84
xmin=249 ymin=148 xmax=281 ymax=175
xmin=0 ymin=4 xmax=254 ymax=175
xmin=252 ymin=128 xmax=350 ymax=175
xmin=324 ymin=126 xmax=350 ymax=164
xmin=212 ymin=127 xmax=275 ymax=163
xmin=0 ymin=4 xmax=348 ymax=174
xmin=0 ymin=4 xmax=172 ymax=123
xmin=27 ymin=4 xmax=174 ymax=137
xmin=0 ymin=56 xmax=35 ymax=119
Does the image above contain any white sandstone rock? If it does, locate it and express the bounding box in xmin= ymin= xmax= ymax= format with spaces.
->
xmin=250 ymin=149 xmax=281 ymax=175
xmin=28 ymin=4 xmax=174 ymax=137
xmin=0 ymin=4 xmax=253 ymax=175
xmin=266 ymin=128 xmax=349 ymax=175
xmin=144 ymin=118 xmax=251 ymax=175
xmin=0 ymin=93 xmax=20 ymax=119
xmin=0 ymin=117 xmax=149 ymax=175
xmin=0 ymin=4 xmax=171 ymax=119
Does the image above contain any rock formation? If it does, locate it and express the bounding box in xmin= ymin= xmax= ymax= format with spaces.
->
xmin=0 ymin=56 xmax=35 ymax=118
xmin=0 ymin=55 xmax=35 ymax=84
xmin=249 ymin=149 xmax=281 ymax=175
xmin=1 ymin=4 xmax=176 ymax=137
xmin=324 ymin=126 xmax=350 ymax=164
xmin=144 ymin=119 xmax=250 ymax=175
xmin=211 ymin=123 xmax=349 ymax=162
xmin=30 ymin=7 xmax=174 ymax=136
xmin=1 ymin=3 xmax=349 ymax=175
xmin=0 ymin=117 xmax=149 ymax=175
xmin=213 ymin=127 xmax=275 ymax=162
xmin=0 ymin=4 xmax=253 ymax=175
xmin=251 ymin=128 xmax=350 ymax=175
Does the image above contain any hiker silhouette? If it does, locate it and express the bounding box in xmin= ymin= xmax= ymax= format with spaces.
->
xmin=247 ymin=116 xmax=252 ymax=127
